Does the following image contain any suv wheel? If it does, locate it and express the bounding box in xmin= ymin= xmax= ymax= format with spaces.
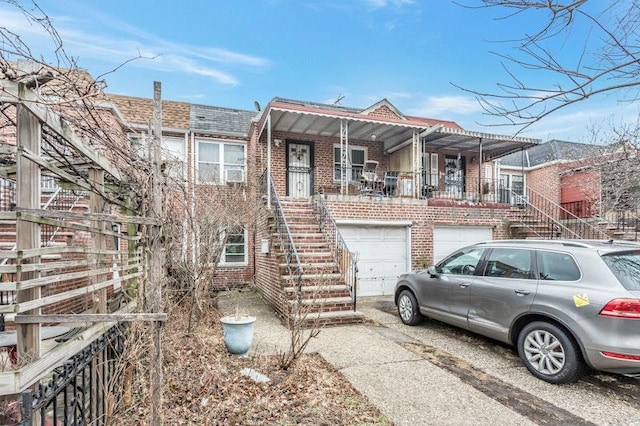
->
xmin=397 ymin=290 xmax=422 ymax=326
xmin=517 ymin=321 xmax=584 ymax=384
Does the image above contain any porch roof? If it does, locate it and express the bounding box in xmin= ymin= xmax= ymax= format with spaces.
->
xmin=261 ymin=98 xmax=540 ymax=160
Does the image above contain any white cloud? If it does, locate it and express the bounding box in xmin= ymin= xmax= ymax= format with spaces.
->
xmin=408 ymin=95 xmax=483 ymax=116
xmin=0 ymin=5 xmax=268 ymax=86
xmin=364 ymin=0 xmax=415 ymax=9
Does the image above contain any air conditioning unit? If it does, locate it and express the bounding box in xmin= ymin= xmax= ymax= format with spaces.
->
xmin=225 ymin=168 xmax=245 ymax=183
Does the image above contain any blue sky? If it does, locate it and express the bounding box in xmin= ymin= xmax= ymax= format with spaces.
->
xmin=1 ymin=0 xmax=638 ymax=142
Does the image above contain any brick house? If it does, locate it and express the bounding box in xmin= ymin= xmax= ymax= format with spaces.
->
xmin=498 ymin=139 xmax=640 ymax=224
xmin=105 ymin=93 xmax=545 ymax=322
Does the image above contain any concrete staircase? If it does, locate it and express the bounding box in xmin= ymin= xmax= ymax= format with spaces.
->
xmin=507 ymin=206 xmax=562 ymax=239
xmin=275 ymin=199 xmax=364 ymax=326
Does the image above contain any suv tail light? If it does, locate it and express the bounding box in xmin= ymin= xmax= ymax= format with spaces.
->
xmin=599 ymin=299 xmax=640 ymax=319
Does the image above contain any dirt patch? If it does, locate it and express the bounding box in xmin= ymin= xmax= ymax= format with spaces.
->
xmin=109 ymin=306 xmax=391 ymax=425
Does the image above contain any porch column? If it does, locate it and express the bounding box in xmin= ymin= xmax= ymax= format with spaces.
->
xmin=267 ymin=112 xmax=272 ymax=209
xmin=412 ymin=129 xmax=421 ymax=198
xmin=340 ymin=119 xmax=349 ymax=195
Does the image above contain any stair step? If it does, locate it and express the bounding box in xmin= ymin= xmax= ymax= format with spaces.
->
xmin=291 ymin=309 xmax=365 ymax=327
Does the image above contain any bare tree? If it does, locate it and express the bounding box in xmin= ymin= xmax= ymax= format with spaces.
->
xmin=163 ymin=177 xmax=258 ymax=334
xmin=456 ymin=1 xmax=640 ymax=132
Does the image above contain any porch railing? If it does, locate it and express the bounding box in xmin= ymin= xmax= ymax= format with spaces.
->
xmin=41 ymin=187 xmax=87 ymax=247
xmin=262 ymin=172 xmax=304 ymax=292
xmin=512 ymin=186 xmax=610 ymax=240
xmin=604 ymin=210 xmax=640 ymax=241
xmin=314 ymin=196 xmax=358 ymax=311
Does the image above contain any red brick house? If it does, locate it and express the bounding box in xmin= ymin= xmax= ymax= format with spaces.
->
xmin=107 ymin=93 xmax=549 ymax=322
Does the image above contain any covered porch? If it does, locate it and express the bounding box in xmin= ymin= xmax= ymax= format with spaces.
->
xmin=256 ymin=98 xmax=539 ymax=204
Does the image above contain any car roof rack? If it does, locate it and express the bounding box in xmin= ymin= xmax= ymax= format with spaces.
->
xmin=476 ymin=239 xmax=640 ymax=249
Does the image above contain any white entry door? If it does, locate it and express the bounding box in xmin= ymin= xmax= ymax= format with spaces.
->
xmin=287 ymin=142 xmax=312 ymax=197
xmin=433 ymin=226 xmax=493 ymax=264
xmin=338 ymin=224 xmax=410 ymax=297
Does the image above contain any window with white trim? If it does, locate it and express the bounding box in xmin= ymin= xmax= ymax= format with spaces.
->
xmin=127 ymin=133 xmax=186 ymax=180
xmin=333 ymin=145 xmax=366 ymax=182
xmin=196 ymin=139 xmax=246 ymax=184
xmin=221 ymin=228 xmax=247 ymax=266
xmin=162 ymin=136 xmax=186 ymax=180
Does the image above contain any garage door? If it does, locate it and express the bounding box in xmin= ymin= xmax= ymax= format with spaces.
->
xmin=337 ymin=223 xmax=410 ymax=297
xmin=433 ymin=226 xmax=493 ymax=264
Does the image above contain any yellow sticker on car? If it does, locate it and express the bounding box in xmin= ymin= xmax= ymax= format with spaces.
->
xmin=573 ymin=294 xmax=590 ymax=307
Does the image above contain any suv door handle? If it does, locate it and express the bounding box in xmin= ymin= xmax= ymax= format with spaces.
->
xmin=515 ymin=290 xmax=531 ymax=296
xmin=459 ymin=283 xmax=471 ymax=288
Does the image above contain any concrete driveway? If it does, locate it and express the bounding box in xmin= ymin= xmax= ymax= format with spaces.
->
xmin=219 ymin=291 xmax=640 ymax=426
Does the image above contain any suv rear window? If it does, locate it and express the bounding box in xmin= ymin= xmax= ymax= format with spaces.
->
xmin=601 ymin=250 xmax=640 ymax=291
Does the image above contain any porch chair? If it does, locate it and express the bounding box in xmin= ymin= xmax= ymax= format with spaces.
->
xmin=383 ymin=171 xmax=399 ymax=196
xmin=359 ymin=160 xmax=380 ymax=193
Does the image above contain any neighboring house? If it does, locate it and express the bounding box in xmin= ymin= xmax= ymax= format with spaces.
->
xmin=498 ymin=139 xmax=640 ymax=222
xmin=106 ymin=94 xmax=259 ymax=288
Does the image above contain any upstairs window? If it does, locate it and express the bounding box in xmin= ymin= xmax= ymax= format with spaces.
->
xmin=196 ymin=140 xmax=246 ymax=184
xmin=162 ymin=136 xmax=186 ymax=180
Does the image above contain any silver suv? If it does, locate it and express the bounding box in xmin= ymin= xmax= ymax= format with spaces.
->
xmin=394 ymin=239 xmax=640 ymax=384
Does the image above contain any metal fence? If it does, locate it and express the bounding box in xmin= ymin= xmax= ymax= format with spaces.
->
xmin=21 ymin=324 xmax=127 ymax=425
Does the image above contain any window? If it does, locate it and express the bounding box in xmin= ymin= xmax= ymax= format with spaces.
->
xmin=221 ymin=229 xmax=247 ymax=265
xmin=197 ymin=140 xmax=246 ymax=184
xmin=334 ymin=146 xmax=366 ymax=182
xmin=436 ymin=247 xmax=485 ymax=276
xmin=484 ymin=248 xmax=534 ymax=279
xmin=127 ymin=133 xmax=187 ymax=180
xmin=162 ymin=136 xmax=186 ymax=180
xmin=424 ymin=153 xmax=438 ymax=186
xmin=602 ymin=250 xmax=640 ymax=291
xmin=537 ymin=251 xmax=580 ymax=281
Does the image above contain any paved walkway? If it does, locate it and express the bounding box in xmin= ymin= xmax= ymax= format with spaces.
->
xmin=218 ymin=290 xmax=534 ymax=426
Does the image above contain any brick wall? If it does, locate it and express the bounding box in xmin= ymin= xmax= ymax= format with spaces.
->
xmin=253 ymin=204 xmax=287 ymax=317
xmin=528 ymin=164 xmax=562 ymax=204
xmin=323 ymin=196 xmax=511 ymax=268
xmin=256 ymin=131 xmax=387 ymax=196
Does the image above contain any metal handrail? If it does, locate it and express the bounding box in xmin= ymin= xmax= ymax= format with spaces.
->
xmin=512 ymin=187 xmax=610 ymax=240
xmin=315 ymin=195 xmax=358 ymax=310
xmin=42 ymin=188 xmax=86 ymax=247
xmin=262 ymin=172 xmax=304 ymax=291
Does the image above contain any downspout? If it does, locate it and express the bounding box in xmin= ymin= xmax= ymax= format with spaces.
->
xmin=267 ymin=112 xmax=272 ymax=209
xmin=190 ymin=131 xmax=196 ymax=266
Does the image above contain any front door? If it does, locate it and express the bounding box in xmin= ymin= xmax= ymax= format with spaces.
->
xmin=287 ymin=141 xmax=313 ymax=197
xmin=445 ymin=155 xmax=464 ymax=198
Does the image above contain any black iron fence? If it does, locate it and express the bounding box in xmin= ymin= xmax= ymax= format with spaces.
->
xmin=314 ymin=196 xmax=358 ymax=310
xmin=21 ymin=324 xmax=127 ymax=425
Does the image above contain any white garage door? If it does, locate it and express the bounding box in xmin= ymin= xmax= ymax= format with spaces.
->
xmin=338 ymin=223 xmax=410 ymax=297
xmin=433 ymin=226 xmax=493 ymax=264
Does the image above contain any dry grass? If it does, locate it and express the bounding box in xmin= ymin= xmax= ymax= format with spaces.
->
xmin=109 ymin=304 xmax=391 ymax=425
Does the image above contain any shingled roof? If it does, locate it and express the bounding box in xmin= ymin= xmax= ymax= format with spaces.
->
xmin=108 ymin=94 xmax=257 ymax=137
xmin=190 ymin=104 xmax=257 ymax=136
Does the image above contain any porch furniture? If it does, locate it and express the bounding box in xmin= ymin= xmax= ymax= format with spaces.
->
xmin=359 ymin=160 xmax=381 ymax=194
xmin=383 ymin=171 xmax=399 ymax=196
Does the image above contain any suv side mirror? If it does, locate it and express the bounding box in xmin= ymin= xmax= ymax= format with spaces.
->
xmin=427 ymin=265 xmax=439 ymax=277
